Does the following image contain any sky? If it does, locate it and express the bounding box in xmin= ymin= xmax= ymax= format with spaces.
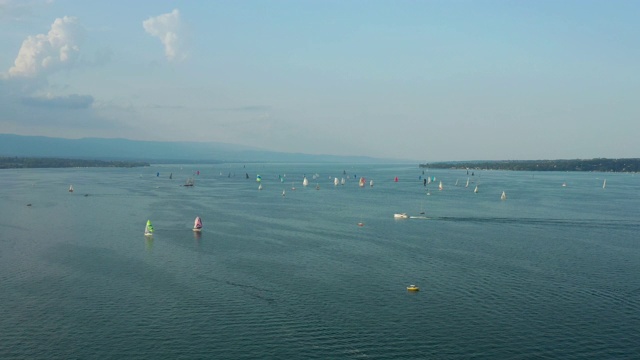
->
xmin=0 ymin=0 xmax=639 ymax=161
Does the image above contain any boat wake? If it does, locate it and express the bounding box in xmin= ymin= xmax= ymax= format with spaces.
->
xmin=225 ymin=281 xmax=276 ymax=303
xmin=432 ymin=216 xmax=640 ymax=229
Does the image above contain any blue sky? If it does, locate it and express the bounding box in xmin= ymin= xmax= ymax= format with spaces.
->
xmin=1 ymin=0 xmax=638 ymax=161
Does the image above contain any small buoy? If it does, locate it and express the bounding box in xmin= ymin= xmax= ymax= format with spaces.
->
xmin=357 ymin=222 xmax=364 ymax=227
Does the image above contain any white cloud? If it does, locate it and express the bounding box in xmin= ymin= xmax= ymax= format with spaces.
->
xmin=143 ymin=9 xmax=185 ymax=62
xmin=8 ymin=16 xmax=84 ymax=78
xmin=0 ymin=14 xmax=121 ymax=135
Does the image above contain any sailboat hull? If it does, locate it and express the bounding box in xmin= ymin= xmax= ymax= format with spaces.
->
xmin=193 ymin=228 xmax=202 ymax=232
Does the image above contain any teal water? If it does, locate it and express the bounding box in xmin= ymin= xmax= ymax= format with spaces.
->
xmin=1 ymin=164 xmax=639 ymax=359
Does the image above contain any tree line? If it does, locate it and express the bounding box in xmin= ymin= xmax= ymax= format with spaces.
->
xmin=0 ymin=157 xmax=150 ymax=169
xmin=420 ymin=158 xmax=640 ymax=172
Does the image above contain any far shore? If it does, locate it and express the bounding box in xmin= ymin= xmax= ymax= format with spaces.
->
xmin=0 ymin=157 xmax=150 ymax=169
xmin=420 ymin=158 xmax=640 ymax=173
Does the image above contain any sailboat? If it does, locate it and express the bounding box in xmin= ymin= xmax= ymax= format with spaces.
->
xmin=68 ymin=185 xmax=74 ymax=193
xmin=334 ymin=177 xmax=339 ymax=186
xmin=341 ymin=177 xmax=345 ymax=185
xmin=501 ymin=191 xmax=507 ymax=200
xmin=144 ymin=220 xmax=154 ymax=236
xmin=282 ymin=189 xmax=286 ymax=196
xmin=303 ymin=177 xmax=309 ymax=187
xmin=193 ymin=217 xmax=202 ymax=232
xmin=465 ymin=178 xmax=470 ymax=188
xmin=603 ymin=179 xmax=607 ymax=189
xmin=474 ymin=185 xmax=479 ymax=193
xmin=359 ymin=177 xmax=365 ymax=187
xmin=370 ymin=179 xmax=374 ymax=187
xmin=455 ymin=179 xmax=459 ymax=186
xmin=258 ymin=183 xmax=263 ymax=190
xmin=439 ymin=181 xmax=443 ymax=191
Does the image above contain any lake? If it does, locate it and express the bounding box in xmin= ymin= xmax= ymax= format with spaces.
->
xmin=1 ymin=164 xmax=639 ymax=359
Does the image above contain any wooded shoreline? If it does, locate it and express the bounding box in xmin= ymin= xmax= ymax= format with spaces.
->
xmin=420 ymin=158 xmax=640 ymax=172
xmin=0 ymin=157 xmax=150 ymax=169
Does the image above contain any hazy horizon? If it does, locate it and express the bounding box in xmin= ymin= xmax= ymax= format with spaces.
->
xmin=1 ymin=1 xmax=638 ymax=161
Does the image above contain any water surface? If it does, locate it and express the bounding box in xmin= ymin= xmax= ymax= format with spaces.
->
xmin=1 ymin=164 xmax=639 ymax=359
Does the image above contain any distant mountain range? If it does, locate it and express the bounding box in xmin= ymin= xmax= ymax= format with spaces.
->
xmin=0 ymin=134 xmax=400 ymax=164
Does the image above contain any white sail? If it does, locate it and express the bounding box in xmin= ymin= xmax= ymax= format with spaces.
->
xmin=370 ymin=179 xmax=374 ymax=187
xmin=603 ymin=179 xmax=606 ymax=189
xmin=474 ymin=185 xmax=478 ymax=193
xmin=439 ymin=181 xmax=443 ymax=190
xmin=465 ymin=178 xmax=469 ymax=188
xmin=334 ymin=177 xmax=339 ymax=186
xmin=303 ymin=177 xmax=309 ymax=187
xmin=501 ymin=191 xmax=507 ymax=200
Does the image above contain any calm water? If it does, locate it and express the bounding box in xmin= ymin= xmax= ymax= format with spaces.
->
xmin=1 ymin=164 xmax=639 ymax=359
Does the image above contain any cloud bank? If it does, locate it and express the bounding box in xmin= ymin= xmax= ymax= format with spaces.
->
xmin=143 ymin=9 xmax=185 ymax=61
xmin=0 ymin=15 xmax=121 ymax=135
xmin=8 ymin=16 xmax=84 ymax=78
xmin=21 ymin=94 xmax=94 ymax=109
xmin=2 ymin=15 xmax=91 ymax=112
xmin=0 ymin=0 xmax=53 ymax=22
